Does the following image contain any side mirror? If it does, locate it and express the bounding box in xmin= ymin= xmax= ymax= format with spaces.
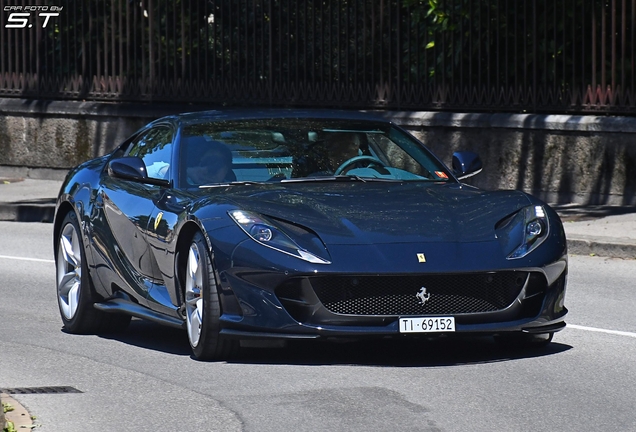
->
xmin=108 ymin=156 xmax=170 ymax=187
xmin=452 ymin=151 xmax=483 ymax=180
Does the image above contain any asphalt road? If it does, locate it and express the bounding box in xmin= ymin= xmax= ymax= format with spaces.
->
xmin=1 ymin=221 xmax=635 ymax=432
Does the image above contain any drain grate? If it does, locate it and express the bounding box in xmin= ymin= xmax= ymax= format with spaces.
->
xmin=0 ymin=386 xmax=82 ymax=395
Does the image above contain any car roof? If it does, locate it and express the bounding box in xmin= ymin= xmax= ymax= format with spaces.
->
xmin=150 ymin=108 xmax=394 ymax=129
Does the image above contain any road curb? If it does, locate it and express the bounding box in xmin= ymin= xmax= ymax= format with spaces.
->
xmin=1 ymin=393 xmax=34 ymax=431
xmin=566 ymin=236 xmax=636 ymax=259
xmin=0 ymin=202 xmax=55 ymax=223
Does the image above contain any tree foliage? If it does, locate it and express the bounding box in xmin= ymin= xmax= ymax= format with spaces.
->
xmin=3 ymin=0 xmax=634 ymax=110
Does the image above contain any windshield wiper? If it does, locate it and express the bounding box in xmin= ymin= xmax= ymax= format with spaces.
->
xmin=281 ymin=175 xmax=368 ymax=183
xmin=340 ymin=175 xmax=367 ymax=182
xmin=228 ymin=180 xmax=265 ymax=186
xmin=199 ymin=180 xmax=265 ymax=188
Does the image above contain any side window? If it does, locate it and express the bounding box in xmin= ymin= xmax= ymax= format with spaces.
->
xmin=181 ymin=135 xmax=237 ymax=187
xmin=369 ymin=134 xmax=426 ymax=176
xmin=127 ymin=127 xmax=174 ymax=179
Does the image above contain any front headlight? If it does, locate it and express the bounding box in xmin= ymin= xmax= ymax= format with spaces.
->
xmin=229 ymin=210 xmax=331 ymax=264
xmin=496 ymin=205 xmax=549 ymax=259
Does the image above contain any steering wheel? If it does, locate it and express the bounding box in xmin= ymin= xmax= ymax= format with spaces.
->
xmin=334 ymin=155 xmax=386 ymax=175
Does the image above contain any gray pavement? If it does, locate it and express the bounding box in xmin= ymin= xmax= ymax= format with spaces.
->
xmin=0 ymin=175 xmax=634 ymax=428
xmin=0 ymin=176 xmax=635 ymax=259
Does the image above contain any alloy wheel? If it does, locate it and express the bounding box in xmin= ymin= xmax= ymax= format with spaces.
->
xmin=57 ymin=222 xmax=82 ymax=320
xmin=185 ymin=242 xmax=204 ymax=347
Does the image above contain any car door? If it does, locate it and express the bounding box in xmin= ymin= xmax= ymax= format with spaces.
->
xmin=144 ymin=187 xmax=191 ymax=316
xmin=91 ymin=125 xmax=175 ymax=306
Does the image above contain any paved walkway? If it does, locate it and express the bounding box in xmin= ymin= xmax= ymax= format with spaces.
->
xmin=551 ymin=203 xmax=636 ymax=258
xmin=1 ymin=392 xmax=34 ymax=430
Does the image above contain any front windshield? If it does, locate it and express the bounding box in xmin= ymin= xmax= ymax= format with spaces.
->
xmin=180 ymin=118 xmax=453 ymax=187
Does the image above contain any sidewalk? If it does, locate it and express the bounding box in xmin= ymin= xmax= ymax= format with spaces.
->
xmin=1 ymin=177 xmax=635 ymax=258
xmin=552 ymin=203 xmax=636 ymax=259
xmin=0 ymin=177 xmax=60 ymax=223
xmin=1 ymin=392 xmax=34 ymax=430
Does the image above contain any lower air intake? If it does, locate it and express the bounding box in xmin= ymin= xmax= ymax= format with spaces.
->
xmin=309 ymin=272 xmax=528 ymax=316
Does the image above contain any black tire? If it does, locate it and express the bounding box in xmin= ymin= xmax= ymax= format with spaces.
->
xmin=494 ymin=332 xmax=554 ymax=350
xmin=56 ymin=211 xmax=131 ymax=334
xmin=184 ymin=231 xmax=238 ymax=361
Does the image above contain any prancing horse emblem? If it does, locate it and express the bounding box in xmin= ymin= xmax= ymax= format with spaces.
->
xmin=416 ymin=287 xmax=431 ymax=306
xmin=154 ymin=212 xmax=164 ymax=231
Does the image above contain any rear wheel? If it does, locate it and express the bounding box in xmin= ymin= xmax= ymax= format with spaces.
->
xmin=184 ymin=232 xmax=237 ymax=361
xmin=56 ymin=211 xmax=131 ymax=334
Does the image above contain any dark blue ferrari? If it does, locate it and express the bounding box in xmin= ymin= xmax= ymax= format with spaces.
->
xmin=54 ymin=109 xmax=568 ymax=360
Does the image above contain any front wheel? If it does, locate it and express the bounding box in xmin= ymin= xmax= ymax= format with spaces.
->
xmin=56 ymin=212 xmax=131 ymax=334
xmin=184 ymin=232 xmax=237 ymax=361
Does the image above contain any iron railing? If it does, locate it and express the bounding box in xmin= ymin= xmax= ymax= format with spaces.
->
xmin=1 ymin=0 xmax=635 ymax=113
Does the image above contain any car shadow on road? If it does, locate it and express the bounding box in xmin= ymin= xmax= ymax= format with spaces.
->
xmin=96 ymin=318 xmax=193 ymax=356
xmin=96 ymin=319 xmax=572 ymax=366
xmin=231 ymin=337 xmax=572 ymax=367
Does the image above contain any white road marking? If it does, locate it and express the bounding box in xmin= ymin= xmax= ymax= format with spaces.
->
xmin=569 ymin=324 xmax=636 ymax=338
xmin=0 ymin=254 xmax=54 ymax=264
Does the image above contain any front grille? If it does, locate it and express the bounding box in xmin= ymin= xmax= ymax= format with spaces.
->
xmin=308 ymin=272 xmax=528 ymax=316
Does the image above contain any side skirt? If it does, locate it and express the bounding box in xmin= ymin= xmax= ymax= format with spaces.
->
xmin=220 ymin=329 xmax=320 ymax=340
xmin=94 ymin=297 xmax=185 ymax=329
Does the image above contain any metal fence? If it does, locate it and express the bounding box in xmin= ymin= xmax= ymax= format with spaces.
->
xmin=1 ymin=0 xmax=635 ymax=113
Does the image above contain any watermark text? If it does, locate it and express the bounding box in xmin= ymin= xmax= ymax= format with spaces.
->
xmin=4 ymin=6 xmax=63 ymax=28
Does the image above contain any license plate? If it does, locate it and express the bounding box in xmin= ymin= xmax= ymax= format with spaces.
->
xmin=399 ymin=317 xmax=455 ymax=333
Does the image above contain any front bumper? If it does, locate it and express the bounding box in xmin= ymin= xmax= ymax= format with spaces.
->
xmin=217 ymin=264 xmax=568 ymax=340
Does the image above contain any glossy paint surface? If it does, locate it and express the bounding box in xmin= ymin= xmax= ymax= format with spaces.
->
xmin=53 ymin=109 xmax=568 ymax=340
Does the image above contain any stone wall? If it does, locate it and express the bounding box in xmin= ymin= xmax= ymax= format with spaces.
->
xmin=389 ymin=112 xmax=636 ymax=205
xmin=0 ymin=99 xmax=157 ymax=173
xmin=1 ymin=98 xmax=635 ymax=205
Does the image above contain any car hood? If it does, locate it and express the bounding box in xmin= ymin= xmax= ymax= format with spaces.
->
xmin=206 ymin=182 xmax=531 ymax=245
